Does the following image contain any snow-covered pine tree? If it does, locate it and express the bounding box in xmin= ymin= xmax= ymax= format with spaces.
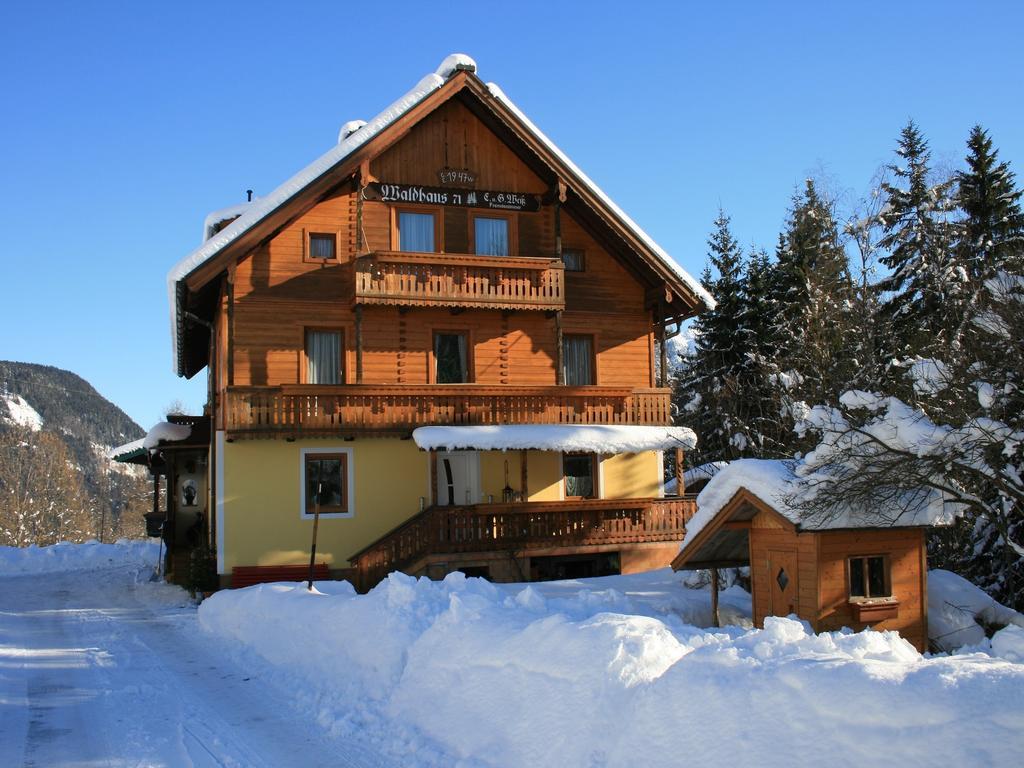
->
xmin=673 ymin=211 xmax=755 ymax=462
xmin=763 ymin=180 xmax=856 ymax=450
xmin=875 ymin=121 xmax=961 ymax=377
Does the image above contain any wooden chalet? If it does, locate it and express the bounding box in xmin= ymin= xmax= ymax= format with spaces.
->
xmin=157 ymin=54 xmax=714 ymax=591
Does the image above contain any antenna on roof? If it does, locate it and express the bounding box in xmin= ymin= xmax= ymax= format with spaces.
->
xmin=246 ymin=189 xmax=253 ymax=202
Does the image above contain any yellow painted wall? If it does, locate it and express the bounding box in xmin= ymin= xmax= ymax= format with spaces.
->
xmin=526 ymin=451 xmax=563 ymax=501
xmin=221 ymin=438 xmax=429 ymax=572
xmin=600 ymin=452 xmax=661 ymax=498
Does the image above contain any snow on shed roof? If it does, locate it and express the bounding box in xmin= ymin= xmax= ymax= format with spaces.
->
xmin=108 ymin=422 xmax=194 ymax=463
xmin=168 ymin=53 xmax=711 ymax=376
xmin=412 ymin=425 xmax=697 ymax=454
xmin=678 ymin=458 xmax=955 ymax=556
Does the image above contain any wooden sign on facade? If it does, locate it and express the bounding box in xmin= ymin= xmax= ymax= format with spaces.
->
xmin=365 ymin=182 xmax=540 ymax=212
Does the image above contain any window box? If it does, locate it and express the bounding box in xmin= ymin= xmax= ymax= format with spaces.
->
xmin=848 ymin=597 xmax=900 ymax=623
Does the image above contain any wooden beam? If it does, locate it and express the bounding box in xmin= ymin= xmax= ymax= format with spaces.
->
xmin=723 ymin=521 xmax=752 ymax=530
xmin=226 ymin=268 xmax=235 ymax=388
xmin=555 ymin=311 xmax=564 ymax=385
xmin=658 ymin=314 xmax=667 ymax=388
xmin=710 ymin=567 xmax=720 ymax=628
xmin=354 ymin=306 xmax=364 ymax=384
xmin=520 ymin=449 xmax=528 ymax=499
xmin=675 ymin=447 xmax=684 ymax=495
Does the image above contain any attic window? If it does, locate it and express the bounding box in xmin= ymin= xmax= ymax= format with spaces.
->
xmin=308 ymin=233 xmax=337 ymax=260
xmin=562 ymin=248 xmax=585 ymax=272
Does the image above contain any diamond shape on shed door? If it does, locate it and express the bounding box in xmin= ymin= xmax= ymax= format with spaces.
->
xmin=768 ymin=549 xmax=798 ymax=617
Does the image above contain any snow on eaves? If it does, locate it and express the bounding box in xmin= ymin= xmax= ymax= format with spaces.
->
xmin=202 ymin=201 xmax=254 ymax=243
xmin=412 ymin=425 xmax=697 ymax=454
xmin=167 ymin=54 xmax=478 ymax=374
xmin=108 ymin=422 xmax=193 ymax=461
xmin=484 ymin=82 xmax=715 ymax=314
xmin=680 ymin=458 xmax=953 ymax=554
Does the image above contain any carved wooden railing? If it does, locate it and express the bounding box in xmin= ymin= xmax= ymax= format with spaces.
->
xmin=224 ymin=385 xmax=672 ymax=436
xmin=352 ymin=251 xmax=565 ymax=310
xmin=351 ymin=496 xmax=698 ymax=590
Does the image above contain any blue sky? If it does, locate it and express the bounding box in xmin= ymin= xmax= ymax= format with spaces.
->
xmin=1 ymin=1 xmax=1021 ymax=430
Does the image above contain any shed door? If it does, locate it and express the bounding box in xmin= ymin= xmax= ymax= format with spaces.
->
xmin=768 ymin=549 xmax=798 ymax=617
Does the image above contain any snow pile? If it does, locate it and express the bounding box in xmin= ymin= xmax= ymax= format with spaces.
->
xmin=413 ymin=424 xmax=697 ymax=453
xmin=0 ymin=540 xmax=160 ymax=576
xmin=200 ymin=570 xmax=1024 ymax=767
xmin=1 ymin=391 xmax=43 ymax=431
xmin=928 ymin=569 xmax=1024 ymax=652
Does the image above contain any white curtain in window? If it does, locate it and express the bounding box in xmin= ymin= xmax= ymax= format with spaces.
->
xmin=563 ymin=335 xmax=593 ymax=385
xmin=307 ymin=331 xmax=341 ymax=384
xmin=399 ymin=212 xmax=435 ymax=252
xmin=474 ymin=217 xmax=509 ymax=256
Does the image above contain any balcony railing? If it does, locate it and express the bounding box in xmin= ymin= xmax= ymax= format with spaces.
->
xmin=350 ymin=496 xmax=697 ymax=589
xmin=224 ymin=385 xmax=672 ymax=437
xmin=352 ymin=251 xmax=565 ymax=311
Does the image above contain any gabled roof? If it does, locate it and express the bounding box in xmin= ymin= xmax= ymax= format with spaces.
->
xmin=168 ymin=53 xmax=714 ymax=377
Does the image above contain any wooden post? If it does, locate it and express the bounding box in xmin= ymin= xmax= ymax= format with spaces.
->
xmin=675 ymin=447 xmax=684 ymax=495
xmin=307 ymin=483 xmax=322 ymax=590
xmin=555 ymin=311 xmax=564 ymax=385
xmin=710 ymin=567 xmax=720 ymax=628
xmin=658 ymin=313 xmax=667 ymax=389
xmin=520 ymin=449 xmax=528 ymax=500
xmin=226 ymin=272 xmax=235 ymax=387
xmin=354 ymin=305 xmax=364 ymax=384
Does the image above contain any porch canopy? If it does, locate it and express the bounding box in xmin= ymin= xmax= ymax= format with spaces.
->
xmin=411 ymin=424 xmax=697 ymax=454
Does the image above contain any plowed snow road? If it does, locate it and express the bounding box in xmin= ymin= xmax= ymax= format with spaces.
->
xmin=0 ymin=565 xmax=390 ymax=767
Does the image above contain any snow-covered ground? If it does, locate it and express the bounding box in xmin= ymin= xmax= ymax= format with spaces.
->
xmin=2 ymin=542 xmax=1023 ymax=767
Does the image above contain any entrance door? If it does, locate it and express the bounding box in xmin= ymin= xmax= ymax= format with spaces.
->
xmin=435 ymin=451 xmax=480 ymax=506
xmin=767 ymin=549 xmax=799 ymax=617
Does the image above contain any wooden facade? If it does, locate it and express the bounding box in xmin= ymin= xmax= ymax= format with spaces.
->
xmin=673 ymin=489 xmax=930 ymax=651
xmin=168 ymin=59 xmax=709 ymax=588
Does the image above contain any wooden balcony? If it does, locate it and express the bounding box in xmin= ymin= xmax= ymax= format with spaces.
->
xmin=352 ymin=251 xmax=565 ymax=311
xmin=224 ymin=385 xmax=672 ymax=437
xmin=350 ymin=496 xmax=697 ymax=589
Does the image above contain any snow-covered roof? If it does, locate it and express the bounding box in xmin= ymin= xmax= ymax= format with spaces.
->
xmin=202 ymin=201 xmax=254 ymax=242
xmin=678 ymin=458 xmax=954 ymax=557
xmin=412 ymin=425 xmax=697 ymax=454
xmin=664 ymin=461 xmax=727 ymax=495
xmin=108 ymin=421 xmax=194 ymax=462
xmin=168 ymin=53 xmax=711 ymax=376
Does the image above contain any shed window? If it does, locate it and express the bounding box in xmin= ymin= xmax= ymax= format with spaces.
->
xmin=304 ymin=453 xmax=347 ymax=515
xmin=849 ymin=555 xmax=890 ymax=599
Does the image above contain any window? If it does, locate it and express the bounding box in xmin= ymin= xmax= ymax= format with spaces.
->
xmin=562 ymin=248 xmax=585 ymax=272
xmin=305 ymin=329 xmax=343 ymax=384
xmin=308 ymin=232 xmax=337 ymax=260
xmin=434 ymin=332 xmax=469 ymax=383
xmin=304 ymin=453 xmax=347 ymax=515
xmin=563 ymin=334 xmax=595 ymax=385
xmin=848 ymin=555 xmax=890 ymax=599
xmin=563 ymin=454 xmax=596 ymax=499
xmin=473 ymin=216 xmax=510 ymax=256
xmin=397 ymin=211 xmax=436 ymax=252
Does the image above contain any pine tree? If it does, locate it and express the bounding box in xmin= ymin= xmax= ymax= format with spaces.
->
xmin=674 ymin=211 xmax=754 ymax=462
xmin=875 ymin=121 xmax=961 ymax=370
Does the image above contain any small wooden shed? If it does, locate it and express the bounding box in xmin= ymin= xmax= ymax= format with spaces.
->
xmin=672 ymin=460 xmax=942 ymax=652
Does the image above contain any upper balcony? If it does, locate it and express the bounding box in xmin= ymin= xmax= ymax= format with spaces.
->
xmin=223 ymin=385 xmax=672 ymax=438
xmin=352 ymin=251 xmax=565 ymax=311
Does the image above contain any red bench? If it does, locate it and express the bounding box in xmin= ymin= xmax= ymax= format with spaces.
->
xmin=231 ymin=563 xmax=330 ymax=589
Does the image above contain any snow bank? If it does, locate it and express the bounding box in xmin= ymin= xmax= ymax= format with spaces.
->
xmin=200 ymin=570 xmax=1024 ymax=767
xmin=412 ymin=424 xmax=697 ymax=453
xmin=0 ymin=540 xmax=160 ymax=576
xmin=928 ymin=569 xmax=1024 ymax=652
